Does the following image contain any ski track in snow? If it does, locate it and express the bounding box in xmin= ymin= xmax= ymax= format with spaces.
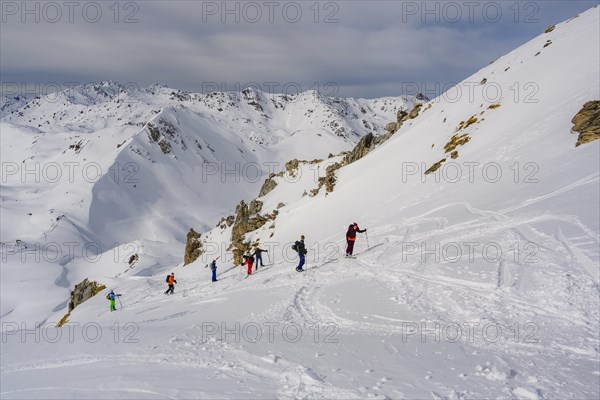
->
xmin=2 ymin=203 xmax=599 ymax=398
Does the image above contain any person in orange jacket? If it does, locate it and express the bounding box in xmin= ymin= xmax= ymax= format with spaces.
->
xmin=346 ymin=222 xmax=366 ymax=257
xmin=164 ymin=272 xmax=177 ymax=295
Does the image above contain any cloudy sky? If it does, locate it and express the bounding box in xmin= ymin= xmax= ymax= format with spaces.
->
xmin=0 ymin=0 xmax=596 ymax=98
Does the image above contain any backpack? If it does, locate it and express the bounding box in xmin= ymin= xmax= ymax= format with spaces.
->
xmin=106 ymin=293 xmax=110 ymax=300
xmin=292 ymin=242 xmax=298 ymax=251
xmin=249 ymin=256 xmax=255 ymax=263
xmin=166 ymin=275 xmax=170 ymax=283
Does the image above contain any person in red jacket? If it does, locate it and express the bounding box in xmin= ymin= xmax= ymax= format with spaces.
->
xmin=242 ymin=255 xmax=254 ymax=276
xmin=346 ymin=222 xmax=366 ymax=257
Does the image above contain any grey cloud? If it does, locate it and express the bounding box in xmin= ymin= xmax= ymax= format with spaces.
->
xmin=0 ymin=1 xmax=595 ymax=98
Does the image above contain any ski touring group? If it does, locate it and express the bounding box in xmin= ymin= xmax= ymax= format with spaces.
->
xmin=105 ymin=223 xmax=367 ymax=311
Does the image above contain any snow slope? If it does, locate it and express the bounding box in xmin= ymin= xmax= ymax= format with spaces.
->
xmin=2 ymin=6 xmax=599 ymax=400
xmin=1 ymin=83 xmax=415 ymax=325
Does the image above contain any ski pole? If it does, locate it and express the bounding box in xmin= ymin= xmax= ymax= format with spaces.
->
xmin=117 ymin=296 xmax=123 ymax=310
xmin=365 ymin=231 xmax=370 ymax=250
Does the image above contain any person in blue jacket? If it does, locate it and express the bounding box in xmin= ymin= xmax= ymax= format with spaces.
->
xmin=106 ymin=290 xmax=121 ymax=312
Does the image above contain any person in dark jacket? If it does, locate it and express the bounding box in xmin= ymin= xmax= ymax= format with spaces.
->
xmin=294 ymin=235 xmax=307 ymax=272
xmin=346 ymin=222 xmax=366 ymax=257
xmin=210 ymin=259 xmax=218 ymax=282
xmin=253 ymin=247 xmax=268 ymax=270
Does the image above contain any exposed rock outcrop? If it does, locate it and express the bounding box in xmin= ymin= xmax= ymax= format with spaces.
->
xmin=385 ymin=122 xmax=398 ymax=133
xmin=311 ymin=162 xmax=343 ymax=195
xmin=57 ymin=279 xmax=106 ymax=327
xmin=69 ymin=279 xmax=106 ymax=313
xmin=249 ymin=199 xmax=263 ymax=215
xmin=396 ymin=109 xmax=409 ymax=121
xmin=146 ymin=122 xmax=172 ymax=154
xmin=217 ymin=215 xmax=235 ymax=229
xmin=425 ymin=158 xmax=447 ymax=175
xmin=229 ymin=200 xmax=277 ymax=264
xmin=312 ymin=110 xmax=429 ymax=196
xmin=241 ymin=88 xmax=264 ymax=112
xmin=128 ymin=253 xmax=139 ymax=266
xmin=285 ymin=159 xmax=300 ymax=177
xmin=408 ymin=103 xmax=423 ymax=119
xmin=183 ymin=228 xmax=202 ymax=265
xmin=456 ymin=116 xmax=478 ymax=132
xmin=444 ymin=133 xmax=471 ymax=153
xmin=145 ymin=118 xmax=184 ymax=155
xmin=571 ymin=101 xmax=600 ymax=146
xmin=415 ymin=93 xmax=430 ymax=102
xmin=343 ymin=133 xmax=376 ymax=164
xmin=384 ymin=103 xmax=425 ymax=135
xmin=259 ymin=173 xmax=281 ymax=197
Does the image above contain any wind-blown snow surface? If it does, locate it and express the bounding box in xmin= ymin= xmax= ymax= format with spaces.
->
xmin=2 ymin=7 xmax=600 ymax=400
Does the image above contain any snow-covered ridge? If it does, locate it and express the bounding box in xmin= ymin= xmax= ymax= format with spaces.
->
xmin=1 ymin=82 xmax=417 ymax=138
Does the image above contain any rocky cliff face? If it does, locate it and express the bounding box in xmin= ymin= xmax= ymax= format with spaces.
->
xmin=572 ymin=101 xmax=600 ymax=146
xmin=229 ymin=200 xmax=279 ymax=265
xmin=343 ymin=133 xmax=376 ymax=164
xmin=69 ymin=279 xmax=106 ymax=312
xmin=57 ymin=279 xmax=106 ymax=327
xmin=184 ymin=228 xmax=202 ymax=265
xmin=259 ymin=173 xmax=281 ymax=197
